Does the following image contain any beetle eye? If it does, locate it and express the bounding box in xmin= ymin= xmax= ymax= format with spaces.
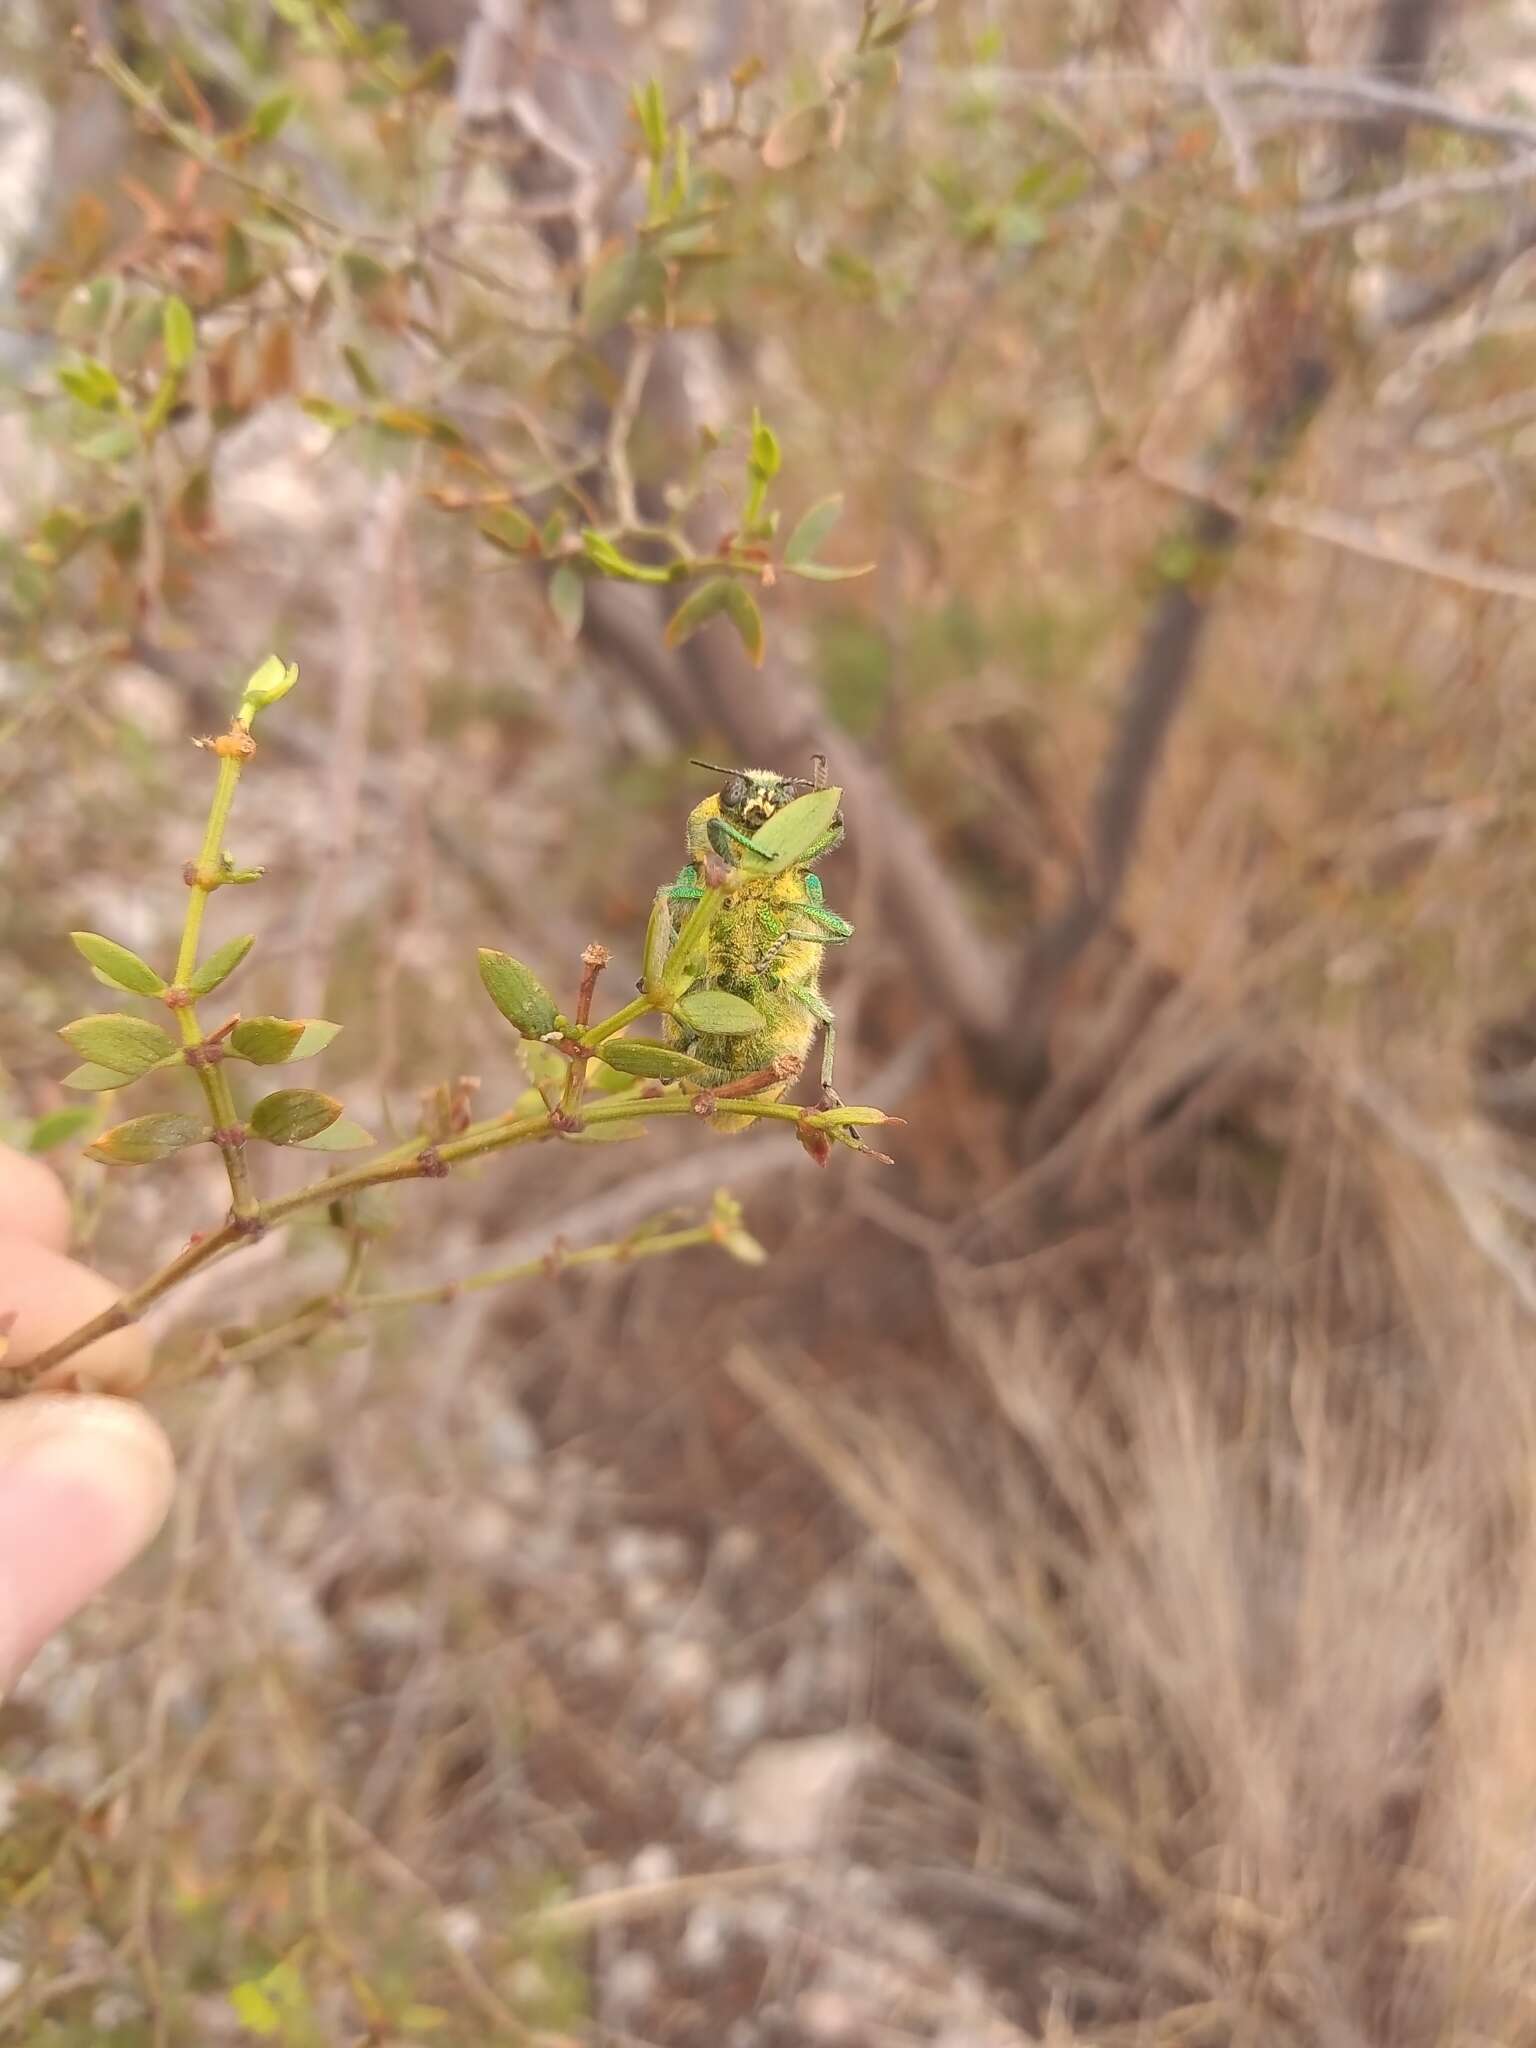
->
xmin=723 ymin=775 xmax=748 ymax=814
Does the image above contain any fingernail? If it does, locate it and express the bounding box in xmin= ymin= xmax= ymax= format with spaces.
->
xmin=0 ymin=1400 xmax=174 ymax=1689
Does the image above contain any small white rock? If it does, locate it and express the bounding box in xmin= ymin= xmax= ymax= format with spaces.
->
xmin=502 ymin=1957 xmax=549 ymax=2006
xmin=648 ymin=1638 xmax=714 ymax=1706
xmin=680 ymin=1903 xmax=729 ymax=1975
xmin=623 ymin=1575 xmax=677 ymax=1622
xmin=349 ymin=1593 xmax=420 ymax=1650
xmin=606 ymin=1528 xmax=653 ymax=1582
xmin=797 ymin=1988 xmax=861 ymax=2041
xmin=628 ymin=1842 xmax=678 ymax=1886
xmin=694 ymin=1785 xmax=734 ymax=1837
xmin=711 ymin=1525 xmax=760 ymax=1575
xmin=454 ymin=1498 xmax=516 ymax=1564
xmin=713 ymin=1675 xmax=770 ymax=1752
xmin=437 ymin=1907 xmax=482 ymax=1954
xmin=576 ymin=1619 xmax=631 ymax=1677
xmin=603 ymin=1947 xmax=660 ymax=2014
xmin=728 ymin=1733 xmax=885 ymax=1856
xmin=486 ymin=1405 xmax=541 ymax=1467
xmin=90 ymin=1991 xmax=142 ymax=2031
xmin=811 ymin=1580 xmax=859 ymax=1628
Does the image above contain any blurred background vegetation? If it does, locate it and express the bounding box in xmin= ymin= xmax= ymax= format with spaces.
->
xmin=8 ymin=0 xmax=1536 ymax=2041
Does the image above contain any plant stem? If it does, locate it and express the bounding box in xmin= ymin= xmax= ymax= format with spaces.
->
xmin=172 ymin=735 xmax=259 ymax=1220
xmin=579 ymin=993 xmax=657 ymax=1047
xmin=356 ymin=1223 xmax=716 ymax=1314
xmin=5 ymin=1080 xmax=882 ymax=1393
xmin=175 ymin=751 xmax=242 ymax=988
xmin=216 ymin=1224 xmax=720 ymax=1369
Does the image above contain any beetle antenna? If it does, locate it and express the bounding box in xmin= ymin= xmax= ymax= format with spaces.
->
xmin=689 ymin=757 xmax=741 ymax=777
xmin=811 ymin=753 xmax=828 ymax=791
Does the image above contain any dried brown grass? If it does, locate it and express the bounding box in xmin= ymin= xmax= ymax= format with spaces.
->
xmin=733 ymin=1067 xmax=1536 ymax=2044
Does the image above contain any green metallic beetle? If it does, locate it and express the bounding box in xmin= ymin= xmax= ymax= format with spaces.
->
xmin=661 ymin=757 xmax=853 ymax=1131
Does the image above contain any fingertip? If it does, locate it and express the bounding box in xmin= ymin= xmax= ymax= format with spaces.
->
xmin=0 ymin=1394 xmax=175 ymax=1686
xmin=0 ymin=1145 xmax=74 ymax=1257
xmin=0 ymin=1236 xmax=152 ymax=1395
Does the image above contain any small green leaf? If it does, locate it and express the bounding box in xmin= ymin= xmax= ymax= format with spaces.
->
xmin=749 ymin=406 xmax=781 ymax=482
xmin=519 ymin=1039 xmax=568 ymax=1092
xmin=477 ymin=950 xmax=559 ymax=1037
xmin=548 ymin=563 xmax=585 ymax=640
xmin=784 ymin=493 xmax=844 ymax=566
xmin=642 ymin=882 xmax=674 ymax=992
xmin=229 ymin=1017 xmax=306 ymax=1064
xmin=101 ymin=499 xmax=144 ymax=565
xmin=375 ymin=405 xmax=464 ymax=445
xmin=300 ymin=397 xmax=358 ymax=433
xmin=761 ymin=100 xmax=835 ymax=170
xmin=28 ymin=507 xmax=87 ymax=565
xmin=251 ymin=90 xmax=297 ymax=141
xmin=86 ymin=1112 xmax=206 ymax=1165
xmin=61 ymin=1062 xmax=137 ymax=1092
xmin=589 ymin=1060 xmax=641 ymax=1096
xmin=402 ymin=48 xmax=454 ymax=93
xmin=866 ymin=0 xmax=937 ymax=45
xmin=291 ymin=1020 xmax=341 ymax=1059
xmin=633 ymin=78 xmax=668 ymax=162
xmin=57 ymin=356 xmax=121 ymax=410
xmin=1155 ymin=535 xmax=1202 ymax=584
xmin=75 ymin=420 xmax=139 ymax=463
xmin=249 ymin=1089 xmax=343 ymax=1145
xmin=663 ymin=576 xmax=765 ymax=664
xmin=582 ymin=244 xmax=668 ymax=335
xmin=477 ymin=505 xmax=537 ymax=554
xmin=162 ymin=295 xmax=196 ymax=371
xmin=26 ymin=1106 xmax=97 ymax=1153
xmin=597 ymin=1039 xmax=715 ymax=1081
xmin=189 ymin=934 xmax=255 ymax=996
xmin=581 ymin=530 xmax=674 ymax=584
xmin=240 ymin=653 xmax=298 ymax=711
xmin=744 ymin=785 xmax=844 ymax=874
xmin=56 ymin=273 xmax=121 ymax=344
xmin=720 ymin=1226 xmax=768 ymax=1264
xmin=664 ymin=577 xmax=732 ymax=648
xmin=723 ymin=582 xmax=765 ymax=665
xmin=58 ymin=1013 xmax=176 ymax=1077
xmin=224 ymin=221 xmax=256 ymax=292
xmin=676 ymin=989 xmax=764 ymax=1036
xmin=780 ymin=558 xmax=875 ymax=582
xmin=294 ymin=1115 xmax=374 ymax=1151
xmin=341 ymin=343 xmax=381 ymax=398
xmin=70 ymin=932 xmax=166 ymax=996
xmin=142 ymin=372 xmax=181 ymax=438
xmin=229 ymin=1981 xmax=282 ymax=2036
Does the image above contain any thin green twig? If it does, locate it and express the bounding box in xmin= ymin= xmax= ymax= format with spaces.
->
xmin=168 ymin=731 xmax=259 ymax=1219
